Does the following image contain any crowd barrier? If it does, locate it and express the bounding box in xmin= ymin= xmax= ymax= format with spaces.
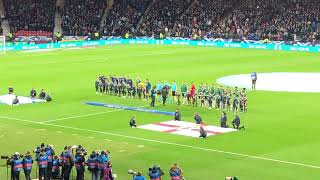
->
xmin=1 ymin=39 xmax=320 ymax=53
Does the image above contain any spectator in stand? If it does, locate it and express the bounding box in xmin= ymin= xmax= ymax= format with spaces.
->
xmin=61 ymin=0 xmax=106 ymax=36
xmin=102 ymin=0 xmax=151 ymax=37
xmin=3 ymin=0 xmax=56 ymax=35
xmin=138 ymin=0 xmax=192 ymax=37
xmin=173 ymin=0 xmax=237 ymax=38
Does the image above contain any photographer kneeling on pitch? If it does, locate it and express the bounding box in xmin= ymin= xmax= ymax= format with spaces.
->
xmin=128 ymin=170 xmax=146 ymax=180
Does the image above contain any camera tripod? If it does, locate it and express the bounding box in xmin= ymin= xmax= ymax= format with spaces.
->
xmin=0 ymin=164 xmax=9 ymax=180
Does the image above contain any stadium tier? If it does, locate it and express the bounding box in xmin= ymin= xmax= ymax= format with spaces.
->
xmin=0 ymin=0 xmax=318 ymax=43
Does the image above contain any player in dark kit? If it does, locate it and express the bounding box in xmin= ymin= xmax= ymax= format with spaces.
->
xmin=251 ymin=72 xmax=257 ymax=90
xmin=161 ymin=85 xmax=169 ymax=105
xmin=150 ymin=86 xmax=156 ymax=107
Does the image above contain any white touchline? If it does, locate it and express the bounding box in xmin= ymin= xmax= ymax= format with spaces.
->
xmin=0 ymin=115 xmax=319 ymax=170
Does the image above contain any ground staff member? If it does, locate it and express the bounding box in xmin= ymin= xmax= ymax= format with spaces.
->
xmin=22 ymin=151 xmax=33 ymax=180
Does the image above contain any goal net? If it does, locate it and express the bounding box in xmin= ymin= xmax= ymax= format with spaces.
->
xmin=0 ymin=36 xmax=6 ymax=54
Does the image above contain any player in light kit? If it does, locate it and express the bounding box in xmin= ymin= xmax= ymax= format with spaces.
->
xmin=251 ymin=72 xmax=257 ymax=90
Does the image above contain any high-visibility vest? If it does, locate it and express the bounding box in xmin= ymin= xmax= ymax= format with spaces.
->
xmin=13 ymin=159 xmax=23 ymax=172
xmin=87 ymin=157 xmax=97 ymax=170
xmin=104 ymin=167 xmax=112 ymax=180
xmin=74 ymin=156 xmax=85 ymax=170
xmin=23 ymin=158 xmax=33 ymax=170
xmin=52 ymin=159 xmax=59 ymax=172
xmin=38 ymin=155 xmax=48 ymax=168
xmin=46 ymin=149 xmax=53 ymax=162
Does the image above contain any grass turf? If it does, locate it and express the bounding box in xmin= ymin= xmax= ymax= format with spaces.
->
xmin=0 ymin=45 xmax=319 ymax=179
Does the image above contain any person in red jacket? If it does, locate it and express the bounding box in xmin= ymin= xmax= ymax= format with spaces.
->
xmin=190 ymin=82 xmax=195 ymax=98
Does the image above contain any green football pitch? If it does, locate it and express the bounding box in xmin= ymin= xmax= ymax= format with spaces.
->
xmin=0 ymin=45 xmax=319 ymax=179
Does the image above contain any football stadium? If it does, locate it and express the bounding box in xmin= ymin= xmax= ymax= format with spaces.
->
xmin=0 ymin=0 xmax=320 ymax=180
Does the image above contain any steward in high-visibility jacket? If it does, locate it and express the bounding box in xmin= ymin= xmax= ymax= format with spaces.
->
xmin=22 ymin=152 xmax=33 ymax=180
xmin=169 ymin=163 xmax=183 ymax=180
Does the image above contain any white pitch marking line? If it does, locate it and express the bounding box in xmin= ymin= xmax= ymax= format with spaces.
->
xmin=43 ymin=109 xmax=123 ymax=123
xmin=119 ymin=150 xmax=126 ymax=153
xmin=0 ymin=115 xmax=319 ymax=169
xmin=42 ymin=105 xmax=148 ymax=123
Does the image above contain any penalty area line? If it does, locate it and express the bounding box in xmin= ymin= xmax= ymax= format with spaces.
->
xmin=0 ymin=115 xmax=319 ymax=170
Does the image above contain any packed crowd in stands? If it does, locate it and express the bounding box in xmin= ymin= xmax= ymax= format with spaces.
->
xmin=3 ymin=0 xmax=56 ymax=36
xmin=61 ymin=0 xmax=106 ymax=36
xmin=102 ymin=0 xmax=151 ymax=36
xmin=219 ymin=0 xmax=320 ymax=42
xmin=138 ymin=0 xmax=192 ymax=37
xmin=173 ymin=0 xmax=237 ymax=38
xmin=0 ymin=0 xmax=319 ymax=43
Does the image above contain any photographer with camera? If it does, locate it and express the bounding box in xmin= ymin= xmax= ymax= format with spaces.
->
xmin=169 ymin=163 xmax=184 ymax=180
xmin=103 ymin=161 xmax=115 ymax=180
xmin=52 ymin=155 xmax=61 ymax=179
xmin=22 ymin=151 xmax=33 ymax=180
xmin=36 ymin=148 xmax=49 ymax=180
xmin=45 ymin=145 xmax=55 ymax=179
xmin=148 ymin=165 xmax=164 ymax=180
xmin=7 ymin=152 xmax=23 ymax=180
xmin=87 ymin=151 xmax=99 ymax=180
xmin=128 ymin=170 xmax=146 ymax=180
xmin=129 ymin=115 xmax=137 ymax=128
xmin=98 ymin=150 xmax=110 ymax=179
xmin=60 ymin=146 xmax=74 ymax=180
xmin=74 ymin=150 xmax=86 ymax=180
